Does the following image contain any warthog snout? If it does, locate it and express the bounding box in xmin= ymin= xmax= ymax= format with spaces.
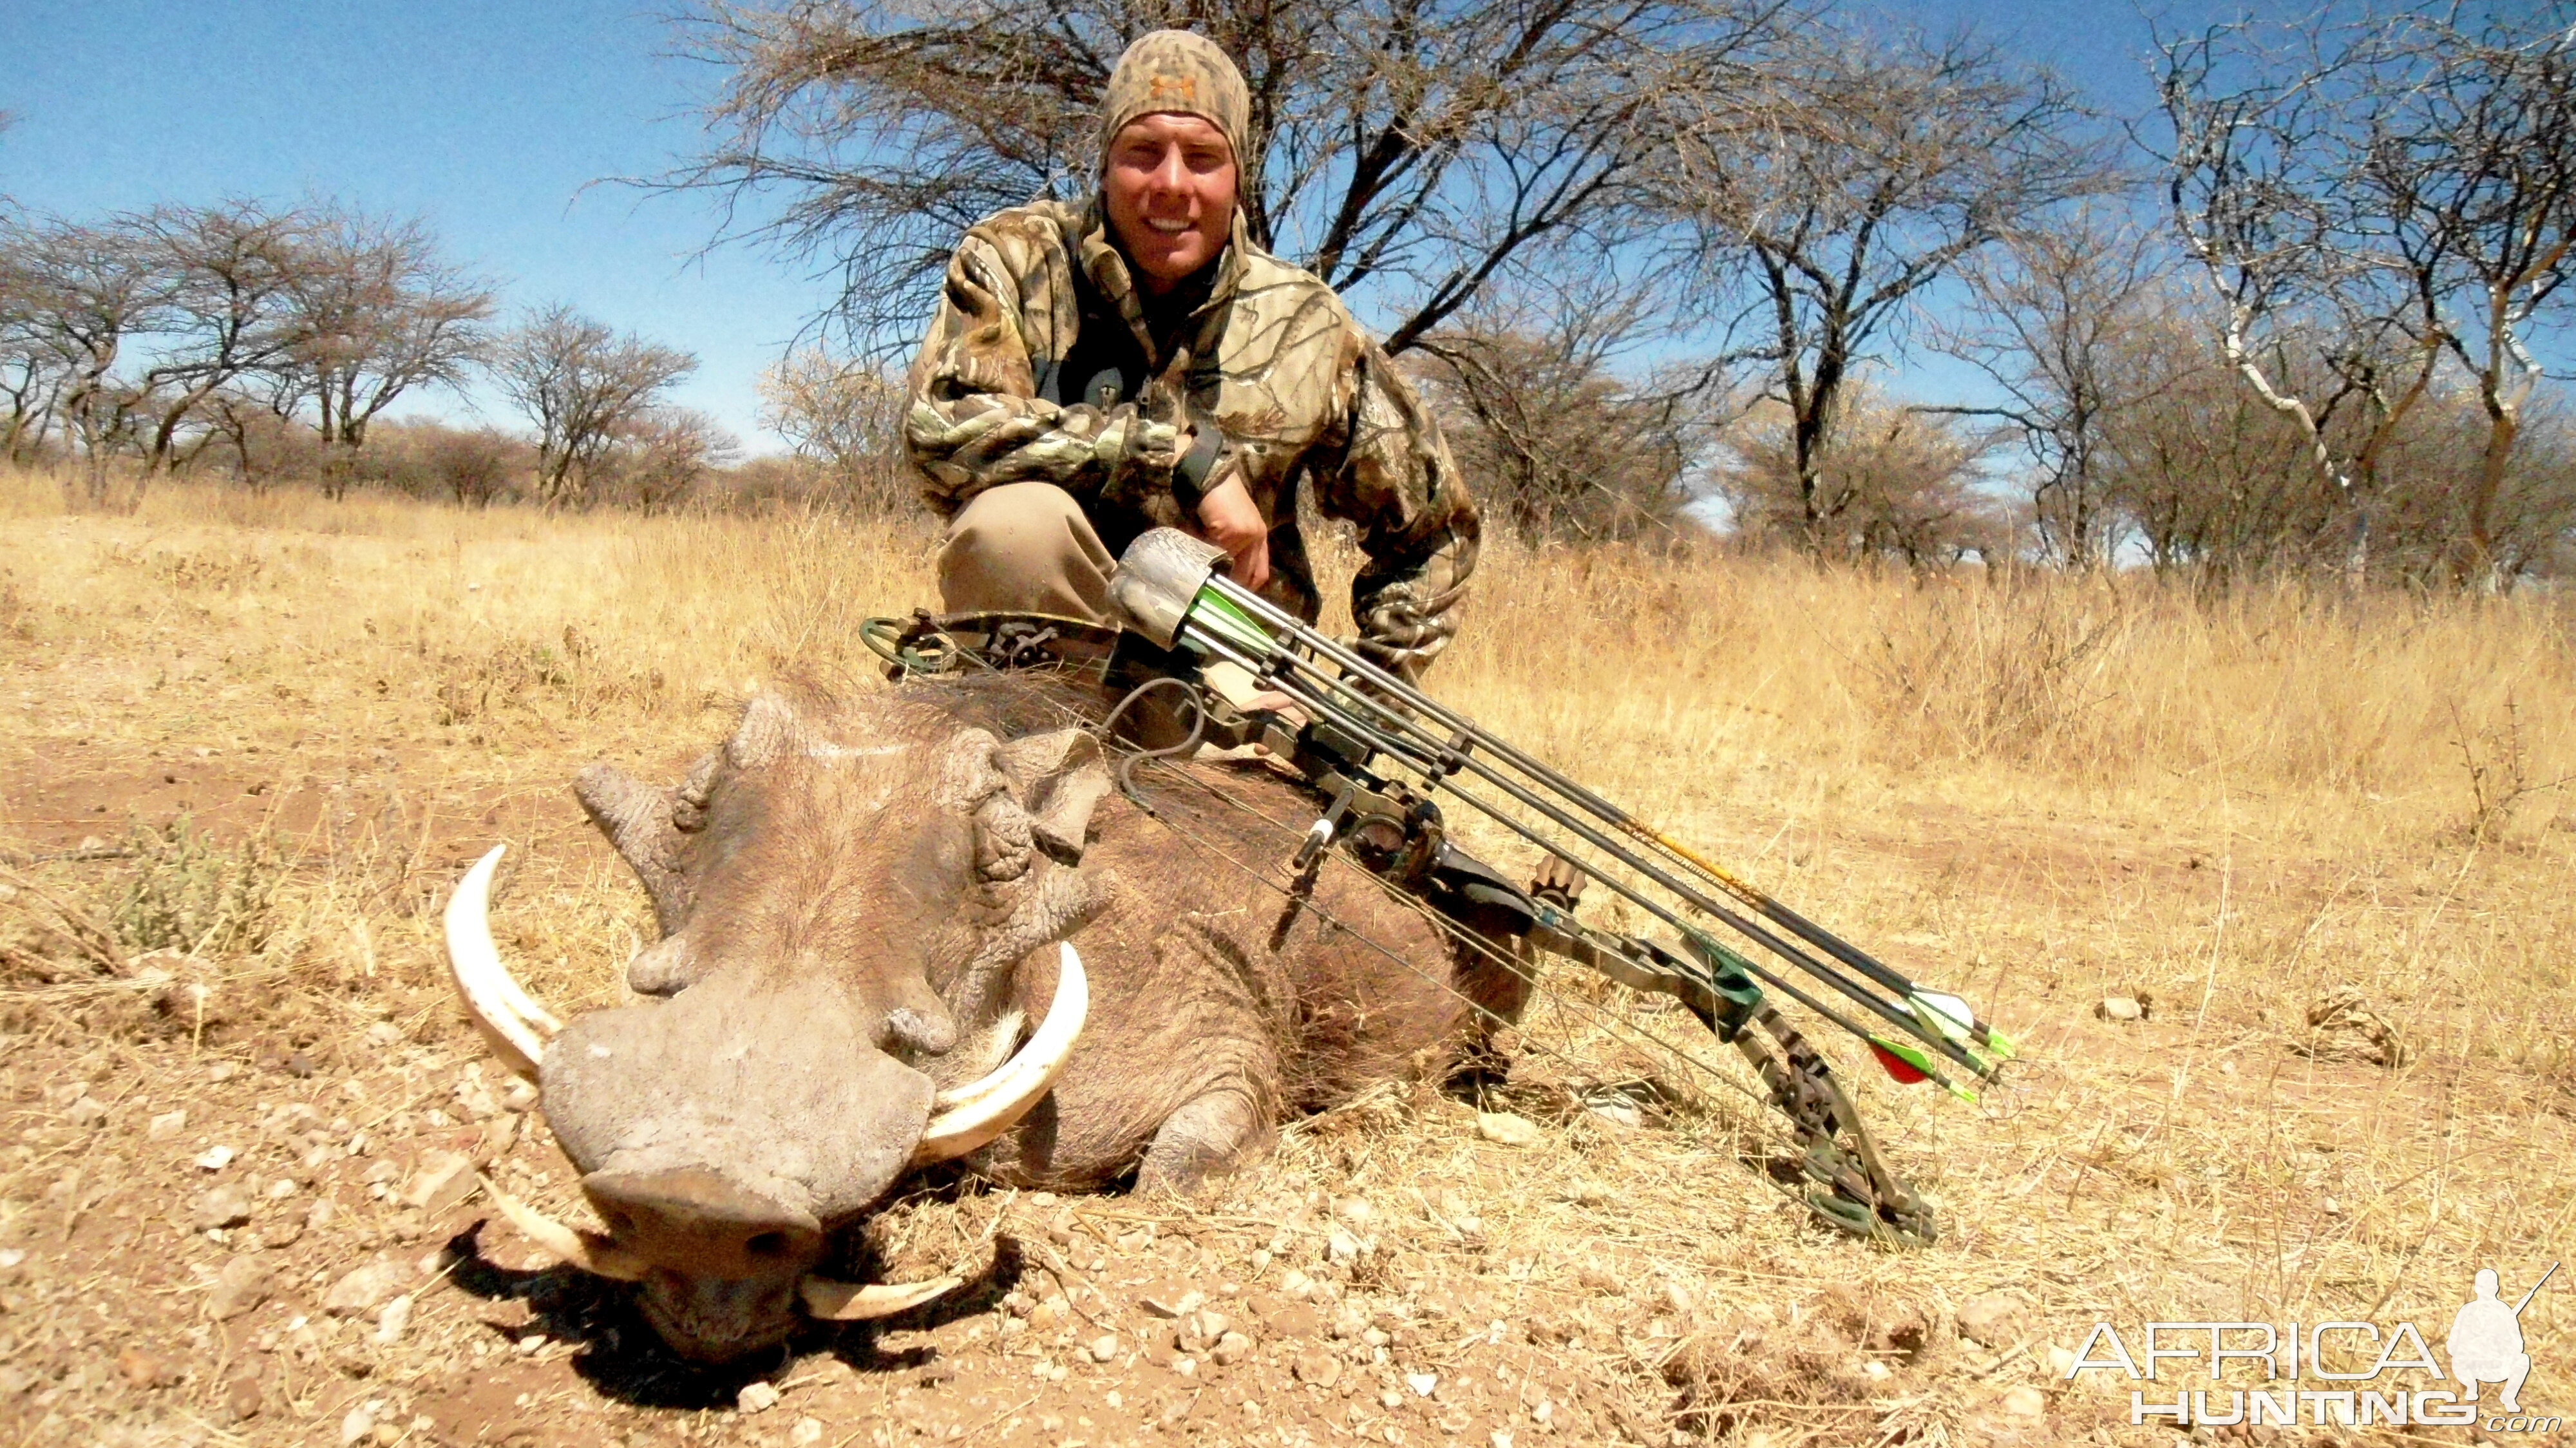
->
xmin=440 ymin=685 xmax=1108 ymax=1362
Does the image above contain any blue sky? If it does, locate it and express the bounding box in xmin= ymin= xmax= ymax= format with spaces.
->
xmin=0 ymin=1 xmax=2227 ymax=451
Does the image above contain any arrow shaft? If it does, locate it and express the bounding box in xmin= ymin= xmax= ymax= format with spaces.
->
xmin=2512 ymin=1261 xmax=2559 ymax=1315
xmin=1186 ymin=625 xmax=1993 ymax=1085
xmin=1200 ymin=573 xmax=2011 ymax=1058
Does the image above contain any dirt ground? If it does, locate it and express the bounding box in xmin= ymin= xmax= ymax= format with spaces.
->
xmin=2 ymin=497 xmax=2570 ymax=1448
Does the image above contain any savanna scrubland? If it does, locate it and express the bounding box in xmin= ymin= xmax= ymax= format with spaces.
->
xmin=1 ymin=462 xmax=2568 ymax=1447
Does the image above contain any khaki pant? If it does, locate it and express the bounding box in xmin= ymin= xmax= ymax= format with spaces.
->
xmin=937 ymin=482 xmax=1117 ymax=624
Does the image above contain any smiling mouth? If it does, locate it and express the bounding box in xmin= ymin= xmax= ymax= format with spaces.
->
xmin=1144 ymin=216 xmax=1194 ymax=236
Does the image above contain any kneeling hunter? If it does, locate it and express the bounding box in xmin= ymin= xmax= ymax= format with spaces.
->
xmin=902 ymin=29 xmax=1481 ymax=682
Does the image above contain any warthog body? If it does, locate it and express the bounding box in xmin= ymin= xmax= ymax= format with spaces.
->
xmin=451 ymin=674 xmax=1523 ymax=1361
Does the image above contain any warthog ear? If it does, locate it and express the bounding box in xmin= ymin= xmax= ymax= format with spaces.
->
xmin=575 ymin=763 xmax=692 ymax=935
xmin=727 ymin=692 xmax=805 ymax=770
xmin=994 ymin=730 xmax=1112 ymax=864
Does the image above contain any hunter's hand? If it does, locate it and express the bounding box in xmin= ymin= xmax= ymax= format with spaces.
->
xmin=1196 ymin=476 xmax=1270 ymax=591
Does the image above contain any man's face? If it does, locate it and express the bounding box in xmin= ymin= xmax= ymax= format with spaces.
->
xmin=1103 ymin=112 xmax=1237 ymax=294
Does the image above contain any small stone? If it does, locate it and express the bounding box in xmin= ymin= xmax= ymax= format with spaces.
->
xmin=481 ymin=1114 xmax=518 ymax=1157
xmin=501 ymin=1079 xmax=538 ymax=1113
xmin=1280 ymin=1268 xmax=1316 ymax=1300
xmin=2322 ymin=1196 xmax=2343 ymax=1216
xmin=193 ymin=1185 xmax=256 ymax=1232
xmin=1476 ymin=1112 xmax=1544 ymax=1148
xmin=1336 ymin=1197 xmax=1374 ymax=1225
xmin=2000 ymin=1385 xmax=2046 ymax=1416
xmin=340 ymin=1404 xmax=377 ymax=1444
xmin=267 ymin=1177 xmax=298 ymax=1200
xmin=1492 ymin=1433 xmax=1515 ymax=1448
xmin=1861 ymin=1359 xmax=1891 ymax=1380
xmin=224 ymin=1373 xmax=262 ymax=1420
xmin=2094 ymin=995 xmax=2143 ymax=1023
xmin=374 ymin=1295 xmax=413 ymax=1344
xmin=1192 ymin=1309 xmax=1233 ymax=1341
xmin=1089 ymin=1333 xmax=1121 ymax=1362
xmin=117 ymin=1348 xmax=166 ymax=1389
xmin=1141 ymin=1290 xmax=1205 ymax=1319
xmin=1381 ymin=1390 xmax=1405 ymax=1410
xmin=402 ymin=1152 xmax=478 ymax=1215
xmin=1956 ymin=1290 xmax=2025 ymax=1345
xmin=514 ymin=1333 xmax=547 ymax=1357
xmin=207 ymin=1255 xmax=270 ymax=1320
xmin=284 ymin=1053 xmax=316 ymax=1078
xmin=324 ymin=1260 xmax=417 ymax=1317
xmin=1211 ymin=1330 xmax=1252 ymax=1366
xmin=737 ymin=1380 xmax=781 ymax=1414
xmin=1294 ymin=1350 xmax=1342 ymax=1387
xmin=1531 ymin=1400 xmax=1554 ymax=1425
xmin=453 ymin=1072 xmax=501 ymax=1121
xmin=2045 ymin=1345 xmax=2078 ymax=1377
xmin=1326 ymin=1226 xmax=1364 ymax=1263
xmin=148 ymin=1110 xmax=188 ymax=1141
xmin=194 ymin=1145 xmax=236 ymax=1171
xmin=64 ymin=1095 xmax=108 ymax=1128
xmin=1408 ymin=1372 xmax=1438 ymax=1397
xmin=789 ymin=1418 xmax=824 ymax=1446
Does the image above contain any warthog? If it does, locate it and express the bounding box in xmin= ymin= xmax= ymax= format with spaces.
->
xmin=444 ymin=676 xmax=1524 ymax=1362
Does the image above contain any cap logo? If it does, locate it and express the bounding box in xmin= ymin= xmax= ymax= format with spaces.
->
xmin=1148 ymin=74 xmax=1199 ymax=106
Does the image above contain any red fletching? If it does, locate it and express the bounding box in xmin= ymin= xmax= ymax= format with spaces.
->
xmin=1869 ymin=1038 xmax=1929 ymax=1084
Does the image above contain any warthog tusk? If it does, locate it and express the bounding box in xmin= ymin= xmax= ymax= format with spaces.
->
xmin=478 ymin=1174 xmax=649 ymax=1282
xmin=909 ymin=942 xmax=1088 ymax=1167
xmin=443 ymin=844 xmax=564 ymax=1081
xmin=799 ymin=1272 xmax=966 ymax=1321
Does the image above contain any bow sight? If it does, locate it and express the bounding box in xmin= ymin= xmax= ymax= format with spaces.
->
xmin=871 ymin=528 xmax=2017 ymax=1245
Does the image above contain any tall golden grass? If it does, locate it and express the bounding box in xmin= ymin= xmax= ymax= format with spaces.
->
xmin=5 ymin=462 xmax=2571 ymax=1441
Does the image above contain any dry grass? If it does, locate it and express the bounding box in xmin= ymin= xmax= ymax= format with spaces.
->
xmin=2 ymin=462 xmax=2572 ymax=1446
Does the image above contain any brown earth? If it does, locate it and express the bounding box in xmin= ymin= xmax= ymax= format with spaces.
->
xmin=1 ymin=486 xmax=2570 ymax=1447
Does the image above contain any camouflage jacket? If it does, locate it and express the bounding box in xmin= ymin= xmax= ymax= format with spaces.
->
xmin=904 ymin=198 xmax=1480 ymax=678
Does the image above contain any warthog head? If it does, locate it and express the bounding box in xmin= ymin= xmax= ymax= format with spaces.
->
xmin=442 ymin=683 xmax=1114 ymax=1361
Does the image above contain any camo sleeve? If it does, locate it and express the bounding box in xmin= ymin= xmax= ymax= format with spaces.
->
xmin=904 ymin=233 xmax=1184 ymax=517
xmin=1311 ymin=334 xmax=1482 ymax=680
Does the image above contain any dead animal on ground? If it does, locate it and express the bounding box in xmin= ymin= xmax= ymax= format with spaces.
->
xmin=443 ymin=674 xmax=1530 ymax=1362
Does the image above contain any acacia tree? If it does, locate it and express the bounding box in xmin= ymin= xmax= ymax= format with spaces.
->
xmin=2157 ymin=17 xmax=2450 ymax=578
xmin=1679 ymin=30 xmax=2112 ymax=554
xmin=1931 ymin=205 xmax=2174 ymax=567
xmin=2355 ymin=6 xmax=2576 ymax=584
xmin=756 ymin=348 xmax=910 ymax=512
xmin=1718 ymin=383 xmax=2008 ymax=564
xmin=491 ymin=305 xmax=697 ymax=507
xmin=133 ymin=200 xmax=308 ymax=473
xmin=664 ymin=0 xmax=1788 ymax=359
xmin=281 ymin=206 xmax=494 ymax=497
xmin=1408 ymin=284 xmax=1709 ymax=543
xmin=0 ymin=214 xmax=166 ymax=504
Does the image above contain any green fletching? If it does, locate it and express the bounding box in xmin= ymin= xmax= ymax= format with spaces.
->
xmin=1184 ymin=586 xmax=1275 ymax=656
xmin=1870 ymin=1035 xmax=1978 ymax=1103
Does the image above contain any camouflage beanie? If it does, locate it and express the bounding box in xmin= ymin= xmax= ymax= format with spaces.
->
xmin=1097 ymin=30 xmax=1251 ymax=173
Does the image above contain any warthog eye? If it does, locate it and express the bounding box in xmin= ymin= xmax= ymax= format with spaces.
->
xmin=746 ymin=1232 xmax=790 ymax=1257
